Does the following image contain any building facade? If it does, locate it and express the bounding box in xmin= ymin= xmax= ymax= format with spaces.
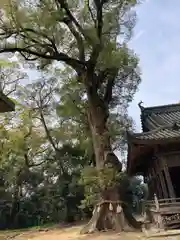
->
xmin=127 ymin=102 xmax=180 ymax=200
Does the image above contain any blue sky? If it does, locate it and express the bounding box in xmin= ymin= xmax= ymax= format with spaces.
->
xmin=128 ymin=0 xmax=180 ymax=131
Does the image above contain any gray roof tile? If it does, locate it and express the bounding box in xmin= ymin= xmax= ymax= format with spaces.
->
xmin=140 ymin=103 xmax=180 ymax=131
xmin=135 ymin=129 xmax=180 ymax=141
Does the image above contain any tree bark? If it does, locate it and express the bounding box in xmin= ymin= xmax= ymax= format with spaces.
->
xmin=87 ymin=94 xmax=109 ymax=169
xmin=81 ymin=81 xmax=142 ymax=233
xmin=10 ymin=185 xmax=20 ymax=228
xmin=81 ymin=187 xmax=142 ymax=234
xmin=86 ymin=87 xmax=121 ymax=169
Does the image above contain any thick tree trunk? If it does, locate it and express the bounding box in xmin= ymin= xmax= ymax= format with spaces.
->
xmin=81 ymin=89 xmax=142 ymax=233
xmin=88 ymin=100 xmax=109 ymax=168
xmin=10 ymin=186 xmax=20 ymax=228
xmin=86 ymin=90 xmax=120 ymax=169
xmin=81 ymin=187 xmax=140 ymax=234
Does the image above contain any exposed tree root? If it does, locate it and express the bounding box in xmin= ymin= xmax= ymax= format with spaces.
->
xmin=80 ymin=201 xmax=142 ymax=234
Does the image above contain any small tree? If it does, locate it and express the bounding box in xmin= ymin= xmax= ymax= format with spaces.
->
xmin=0 ymin=0 xmax=141 ymax=232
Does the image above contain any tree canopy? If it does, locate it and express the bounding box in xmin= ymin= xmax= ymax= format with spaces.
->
xmin=0 ymin=66 xmax=146 ymax=229
xmin=0 ymin=0 xmax=144 ymax=233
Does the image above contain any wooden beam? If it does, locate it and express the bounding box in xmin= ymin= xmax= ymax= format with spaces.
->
xmin=164 ymin=154 xmax=180 ymax=168
xmin=131 ymin=138 xmax=180 ymax=145
xmin=162 ymin=157 xmax=176 ymax=199
xmin=152 ymin=167 xmax=163 ymax=199
xmin=159 ymin=170 xmax=168 ymax=199
xmin=154 ymin=158 xmax=168 ymax=199
xmin=147 ymin=168 xmax=154 ymax=200
xmin=152 ymin=167 xmax=161 ymax=198
xmin=157 ymin=175 xmax=163 ymax=198
xmin=150 ymin=167 xmax=156 ymax=197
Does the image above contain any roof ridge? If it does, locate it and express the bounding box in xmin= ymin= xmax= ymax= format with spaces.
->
xmin=142 ymin=103 xmax=180 ymax=113
xmin=131 ymin=123 xmax=179 ymax=137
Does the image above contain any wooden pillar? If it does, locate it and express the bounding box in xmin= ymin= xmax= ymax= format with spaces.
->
xmin=159 ymin=170 xmax=168 ymax=198
xmin=154 ymin=194 xmax=164 ymax=229
xmin=147 ymin=168 xmax=154 ymax=200
xmin=152 ymin=167 xmax=162 ymax=198
xmin=154 ymin=157 xmax=168 ymax=199
xmin=162 ymin=157 xmax=176 ymax=199
xmin=150 ymin=168 xmax=156 ymax=198
xmin=156 ymin=175 xmax=163 ymax=198
xmin=156 ymin=174 xmax=163 ymax=199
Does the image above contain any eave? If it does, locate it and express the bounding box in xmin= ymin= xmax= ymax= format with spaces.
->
xmin=126 ymin=126 xmax=180 ymax=175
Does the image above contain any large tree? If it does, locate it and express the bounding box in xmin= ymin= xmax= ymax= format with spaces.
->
xmin=0 ymin=0 xmax=141 ymax=232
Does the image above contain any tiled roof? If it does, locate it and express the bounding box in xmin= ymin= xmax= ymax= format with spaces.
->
xmin=129 ymin=125 xmax=180 ymax=142
xmin=127 ymin=103 xmax=180 ymax=175
xmin=140 ymin=103 xmax=180 ymax=132
xmin=154 ymin=111 xmax=180 ymax=125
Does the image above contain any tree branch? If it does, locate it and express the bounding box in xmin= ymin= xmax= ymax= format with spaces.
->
xmin=93 ymin=0 xmax=103 ymax=39
xmin=0 ymin=46 xmax=85 ymax=72
xmin=39 ymin=110 xmax=66 ymax=175
xmin=103 ymin=68 xmax=136 ymax=105
xmin=57 ymin=0 xmax=91 ymax=42
xmin=88 ymin=0 xmax=106 ymax=69
xmin=29 ymin=159 xmax=47 ymax=167
xmin=62 ymin=18 xmax=85 ymax=61
xmin=32 ymin=83 xmax=67 ymax=175
xmin=87 ymin=0 xmax=97 ymax=28
xmin=103 ymin=68 xmax=118 ymax=105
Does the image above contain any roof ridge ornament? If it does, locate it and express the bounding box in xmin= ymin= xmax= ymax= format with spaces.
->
xmin=172 ymin=122 xmax=179 ymax=131
xmin=138 ymin=101 xmax=144 ymax=111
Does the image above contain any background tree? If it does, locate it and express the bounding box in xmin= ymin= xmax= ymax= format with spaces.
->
xmin=0 ymin=79 xmax=89 ymax=228
xmin=0 ymin=0 xmax=142 ymax=232
xmin=0 ymin=71 xmax=146 ymax=230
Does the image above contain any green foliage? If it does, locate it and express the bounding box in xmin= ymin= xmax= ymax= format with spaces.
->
xmin=80 ymin=165 xmax=125 ymax=208
xmin=128 ymin=177 xmax=148 ymax=213
xmin=0 ymin=73 xmax=146 ymax=229
xmin=0 ymin=0 xmax=144 ymax=230
xmin=0 ymin=82 xmax=90 ymax=228
xmin=0 ymin=0 xmax=141 ymax=105
xmin=79 ymin=166 xmax=146 ymax=214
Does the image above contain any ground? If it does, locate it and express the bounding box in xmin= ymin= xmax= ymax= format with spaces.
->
xmin=1 ymin=225 xmax=180 ymax=240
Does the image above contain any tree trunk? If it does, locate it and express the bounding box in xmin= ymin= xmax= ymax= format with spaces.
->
xmin=81 ymin=186 xmax=142 ymax=234
xmin=86 ymin=89 xmax=120 ymax=169
xmin=81 ymin=89 xmax=142 ymax=233
xmin=10 ymin=185 xmax=20 ymax=228
xmin=88 ymin=101 xmax=109 ymax=169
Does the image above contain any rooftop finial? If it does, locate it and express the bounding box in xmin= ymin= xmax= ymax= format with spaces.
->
xmin=173 ymin=122 xmax=179 ymax=131
xmin=138 ymin=101 xmax=144 ymax=111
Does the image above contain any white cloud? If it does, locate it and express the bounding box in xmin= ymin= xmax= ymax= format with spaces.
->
xmin=131 ymin=30 xmax=145 ymax=43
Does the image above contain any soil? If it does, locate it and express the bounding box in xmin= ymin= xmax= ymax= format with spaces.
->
xmin=1 ymin=224 xmax=180 ymax=240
